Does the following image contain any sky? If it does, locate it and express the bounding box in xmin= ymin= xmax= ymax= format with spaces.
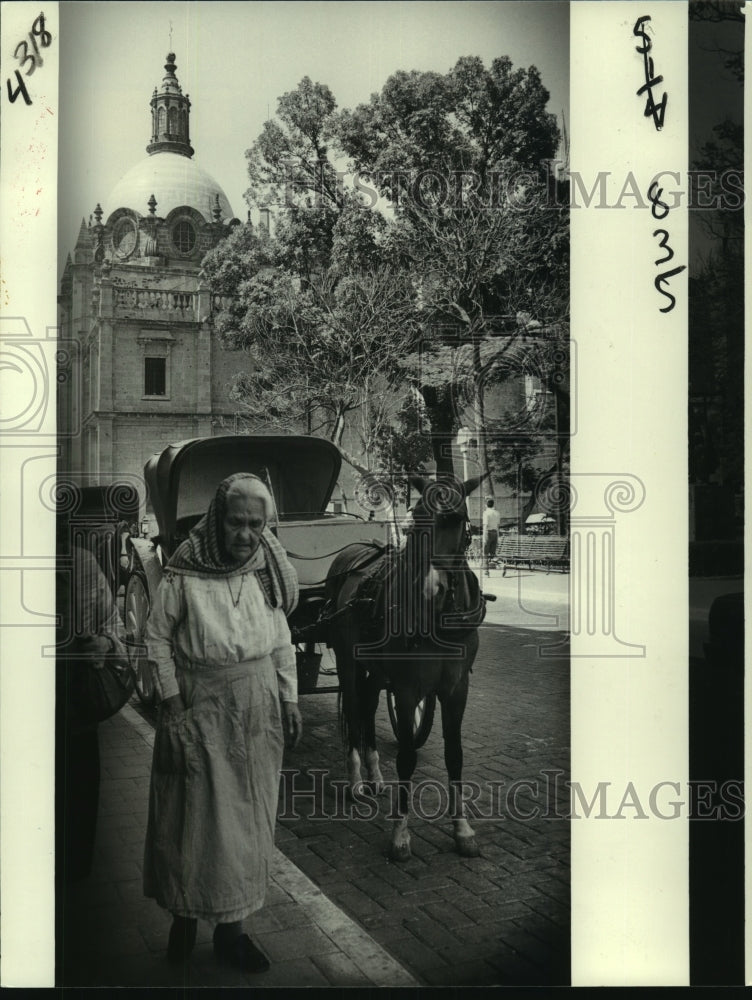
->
xmin=57 ymin=0 xmax=570 ymax=274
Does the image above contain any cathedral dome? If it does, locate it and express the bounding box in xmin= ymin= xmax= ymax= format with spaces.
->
xmin=106 ymin=151 xmax=234 ymax=222
xmin=104 ymin=54 xmax=235 ymax=224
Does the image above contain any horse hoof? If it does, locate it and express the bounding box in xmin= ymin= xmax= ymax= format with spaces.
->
xmin=389 ymin=842 xmax=412 ymax=863
xmin=455 ymin=835 xmax=480 ymax=858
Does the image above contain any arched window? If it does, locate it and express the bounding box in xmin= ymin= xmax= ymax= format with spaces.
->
xmin=180 ymin=109 xmax=188 ymax=139
xmin=171 ymin=219 xmax=196 ymax=255
xmin=168 ymin=107 xmax=178 ymax=134
xmin=158 ymin=107 xmax=166 ymax=133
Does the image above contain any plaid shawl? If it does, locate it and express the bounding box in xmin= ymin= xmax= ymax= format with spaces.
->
xmin=168 ymin=473 xmax=298 ymax=616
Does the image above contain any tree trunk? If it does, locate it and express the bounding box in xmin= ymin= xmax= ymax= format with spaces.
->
xmin=330 ymin=409 xmax=346 ymax=447
xmin=328 ymin=410 xmax=373 ymax=477
xmin=472 ymin=333 xmax=494 ymax=497
xmin=337 ymin=444 xmax=371 ymax=478
xmin=521 ymin=491 xmax=536 ymax=532
xmin=420 ymin=385 xmax=455 ymax=477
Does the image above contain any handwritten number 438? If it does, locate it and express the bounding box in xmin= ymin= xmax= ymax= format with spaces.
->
xmin=7 ymin=13 xmax=52 ymax=107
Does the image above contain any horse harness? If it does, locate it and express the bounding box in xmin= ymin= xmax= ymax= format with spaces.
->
xmin=292 ymin=518 xmax=485 ymax=648
xmin=335 ymin=539 xmax=486 ymax=647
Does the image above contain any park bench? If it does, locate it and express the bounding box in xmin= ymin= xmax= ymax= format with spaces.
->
xmin=500 ymin=534 xmax=536 ymax=574
xmin=500 ymin=534 xmax=569 ymax=575
xmin=529 ymin=535 xmax=569 ymax=574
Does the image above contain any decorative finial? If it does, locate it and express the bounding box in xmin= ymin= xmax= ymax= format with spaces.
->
xmin=148 ymin=193 xmax=157 ymax=216
xmin=212 ymin=195 xmax=222 ymax=223
xmin=93 ymin=203 xmax=103 ymax=225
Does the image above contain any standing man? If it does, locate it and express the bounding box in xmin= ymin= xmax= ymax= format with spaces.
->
xmin=482 ymin=498 xmax=501 ymax=576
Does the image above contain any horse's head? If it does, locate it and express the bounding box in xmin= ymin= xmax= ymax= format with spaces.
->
xmin=407 ymin=473 xmax=486 ymax=573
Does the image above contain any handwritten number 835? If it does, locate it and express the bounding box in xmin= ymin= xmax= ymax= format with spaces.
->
xmin=648 ymin=182 xmax=686 ymax=314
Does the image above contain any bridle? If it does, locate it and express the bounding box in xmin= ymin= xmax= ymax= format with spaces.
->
xmin=397 ymin=505 xmax=477 ymax=632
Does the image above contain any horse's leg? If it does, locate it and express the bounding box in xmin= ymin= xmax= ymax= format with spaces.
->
xmin=362 ymin=672 xmax=385 ymax=793
xmin=440 ymin=671 xmax=480 ymax=858
xmin=389 ymin=684 xmax=418 ymax=862
xmin=334 ymin=638 xmax=365 ymax=797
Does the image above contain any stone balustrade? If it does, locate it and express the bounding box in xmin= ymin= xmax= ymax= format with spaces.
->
xmin=114 ymin=287 xmax=196 ymax=316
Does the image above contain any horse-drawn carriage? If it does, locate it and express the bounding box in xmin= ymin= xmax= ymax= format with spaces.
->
xmin=123 ymin=434 xmax=436 ymax=745
xmin=63 ymin=434 xmax=488 ymax=861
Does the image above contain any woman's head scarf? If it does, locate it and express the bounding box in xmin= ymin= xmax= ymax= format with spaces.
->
xmin=169 ymin=473 xmax=298 ymax=615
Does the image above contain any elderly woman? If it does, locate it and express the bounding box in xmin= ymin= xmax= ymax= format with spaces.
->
xmin=143 ymin=473 xmax=303 ymax=972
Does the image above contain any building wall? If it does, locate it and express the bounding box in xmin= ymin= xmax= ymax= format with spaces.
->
xmin=112 ymin=415 xmax=207 ymax=489
xmin=210 ymin=330 xmax=245 ymax=414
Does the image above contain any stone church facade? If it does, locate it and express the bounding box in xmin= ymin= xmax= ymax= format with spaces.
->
xmin=57 ymin=54 xmax=244 ymax=493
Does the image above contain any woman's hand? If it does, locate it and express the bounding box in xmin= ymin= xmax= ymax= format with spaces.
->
xmin=282 ymin=701 xmax=303 ymax=749
xmin=159 ymin=694 xmax=185 ymax=718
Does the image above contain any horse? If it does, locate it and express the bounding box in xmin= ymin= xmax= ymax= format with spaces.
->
xmin=324 ymin=473 xmax=487 ymax=861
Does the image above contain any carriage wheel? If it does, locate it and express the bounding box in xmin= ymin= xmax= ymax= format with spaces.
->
xmin=386 ymin=689 xmax=436 ymax=749
xmin=124 ymin=572 xmax=156 ymax=707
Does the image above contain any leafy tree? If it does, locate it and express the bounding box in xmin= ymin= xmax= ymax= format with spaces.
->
xmin=335 ymin=56 xmax=568 ymax=477
xmin=245 ymin=76 xmax=343 ymax=212
xmin=369 ymin=392 xmax=433 ymax=504
xmin=489 ymin=426 xmax=555 ymax=533
xmin=201 ymin=205 xmax=419 ymax=474
xmin=689 ymin=1 xmax=745 ymax=82
xmin=485 ymin=356 xmax=566 ymax=533
xmin=335 ymin=56 xmax=560 ymax=195
xmin=205 ymin=59 xmax=568 ymax=488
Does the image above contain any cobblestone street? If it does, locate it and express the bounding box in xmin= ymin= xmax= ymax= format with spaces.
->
xmin=277 ymin=622 xmax=571 ymax=986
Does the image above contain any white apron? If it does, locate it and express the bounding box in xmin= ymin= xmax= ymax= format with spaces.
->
xmin=143 ymin=654 xmax=283 ymax=922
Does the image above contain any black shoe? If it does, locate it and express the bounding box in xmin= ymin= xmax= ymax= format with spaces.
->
xmin=167 ymin=916 xmax=197 ymax=964
xmin=214 ymin=931 xmax=270 ymax=973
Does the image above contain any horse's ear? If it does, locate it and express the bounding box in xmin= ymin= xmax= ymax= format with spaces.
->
xmin=462 ymin=471 xmax=489 ymax=496
xmin=409 ymin=475 xmax=430 ymax=496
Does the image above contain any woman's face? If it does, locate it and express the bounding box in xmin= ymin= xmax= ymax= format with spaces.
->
xmin=222 ymin=489 xmax=266 ymax=564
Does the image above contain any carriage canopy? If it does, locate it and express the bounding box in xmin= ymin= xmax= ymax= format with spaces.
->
xmin=144 ymin=435 xmax=342 ymax=546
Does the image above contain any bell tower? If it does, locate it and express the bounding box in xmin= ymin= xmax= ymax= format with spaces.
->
xmin=146 ymin=52 xmax=194 ymax=158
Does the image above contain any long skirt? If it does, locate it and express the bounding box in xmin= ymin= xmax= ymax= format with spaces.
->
xmin=143 ymin=655 xmax=283 ymax=922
